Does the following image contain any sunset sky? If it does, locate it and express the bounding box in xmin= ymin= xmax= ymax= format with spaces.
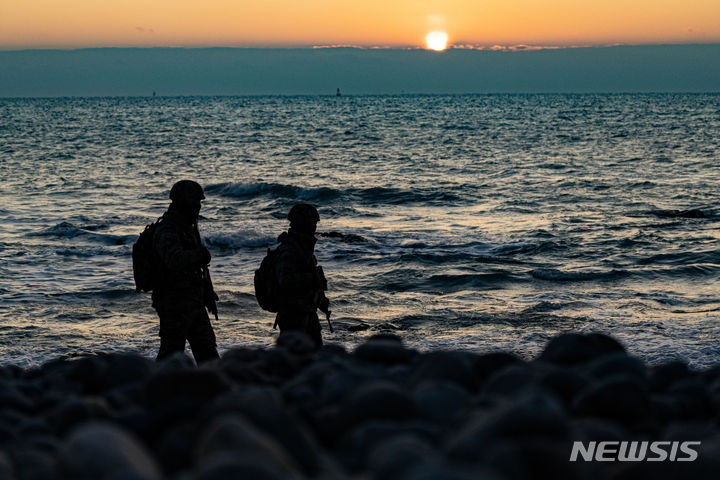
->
xmin=1 ymin=0 xmax=719 ymax=50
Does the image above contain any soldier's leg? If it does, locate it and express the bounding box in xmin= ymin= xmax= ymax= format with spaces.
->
xmin=277 ymin=311 xmax=317 ymax=347
xmin=186 ymin=307 xmax=219 ymax=364
xmin=305 ymin=313 xmax=323 ymax=350
xmin=156 ymin=308 xmax=191 ymax=361
xmin=276 ymin=311 xmax=304 ymax=332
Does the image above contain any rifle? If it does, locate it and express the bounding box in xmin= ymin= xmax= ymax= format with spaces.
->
xmin=315 ymin=266 xmax=333 ymax=333
xmin=322 ymin=305 xmax=334 ymax=333
xmin=193 ymin=222 xmax=218 ymax=321
xmin=203 ymin=265 xmax=219 ymax=321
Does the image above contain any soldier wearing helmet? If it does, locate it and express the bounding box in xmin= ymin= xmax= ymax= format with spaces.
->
xmin=273 ymin=203 xmax=330 ymax=348
xmin=151 ymin=180 xmax=219 ymax=363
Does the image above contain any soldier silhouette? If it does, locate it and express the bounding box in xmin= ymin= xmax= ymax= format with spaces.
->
xmin=150 ymin=180 xmax=219 ymax=363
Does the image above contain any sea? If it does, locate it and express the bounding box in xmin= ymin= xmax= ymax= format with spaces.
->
xmin=1 ymin=94 xmax=719 ymax=367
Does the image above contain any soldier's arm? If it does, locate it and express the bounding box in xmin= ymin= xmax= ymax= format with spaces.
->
xmin=153 ymin=224 xmax=207 ymax=271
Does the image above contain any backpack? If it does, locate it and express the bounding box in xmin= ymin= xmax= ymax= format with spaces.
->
xmin=254 ymin=247 xmax=281 ymax=312
xmin=132 ymin=219 xmax=162 ymax=292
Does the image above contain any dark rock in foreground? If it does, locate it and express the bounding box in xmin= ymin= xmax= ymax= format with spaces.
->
xmin=0 ymin=332 xmax=718 ymax=479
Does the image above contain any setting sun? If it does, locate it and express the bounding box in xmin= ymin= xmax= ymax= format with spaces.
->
xmin=425 ymin=31 xmax=448 ymax=51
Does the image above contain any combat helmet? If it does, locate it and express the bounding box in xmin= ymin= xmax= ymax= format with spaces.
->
xmin=288 ymin=203 xmax=320 ymax=226
xmin=170 ymin=180 xmax=205 ymax=206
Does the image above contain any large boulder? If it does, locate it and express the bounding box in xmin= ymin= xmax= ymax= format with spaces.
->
xmin=59 ymin=423 xmax=161 ymax=480
xmin=194 ymin=414 xmax=300 ymax=478
xmin=538 ymin=333 xmax=625 ymax=366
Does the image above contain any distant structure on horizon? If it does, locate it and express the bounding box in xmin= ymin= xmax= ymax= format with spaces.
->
xmin=336 ymin=88 xmax=341 ymax=97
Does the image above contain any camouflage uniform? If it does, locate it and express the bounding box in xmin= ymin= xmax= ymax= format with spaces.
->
xmin=274 ymin=229 xmax=327 ymax=349
xmin=152 ymin=189 xmax=219 ymax=363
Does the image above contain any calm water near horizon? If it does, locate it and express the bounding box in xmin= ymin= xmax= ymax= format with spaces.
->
xmin=1 ymin=94 xmax=719 ymax=367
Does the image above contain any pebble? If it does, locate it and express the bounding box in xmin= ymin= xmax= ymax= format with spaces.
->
xmin=0 ymin=333 xmax=715 ymax=480
xmin=59 ymin=422 xmax=161 ymax=480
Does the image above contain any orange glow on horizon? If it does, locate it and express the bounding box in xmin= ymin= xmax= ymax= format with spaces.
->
xmin=0 ymin=1 xmax=719 ymax=50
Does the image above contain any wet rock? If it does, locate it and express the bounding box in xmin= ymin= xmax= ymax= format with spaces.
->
xmin=447 ymin=391 xmax=568 ymax=461
xmin=0 ymin=366 xmax=21 ymax=380
xmin=539 ymin=333 xmax=625 ymax=366
xmin=337 ymin=420 xmax=404 ymax=471
xmin=154 ymin=352 xmax=195 ymax=373
xmin=339 ymin=420 xmax=441 ymax=472
xmin=413 ymin=381 xmax=471 ymax=423
xmin=145 ymin=368 xmax=232 ymax=409
xmin=221 ymin=346 xmax=262 ymax=364
xmin=482 ymin=364 xmax=536 ymax=397
xmin=340 ymin=381 xmax=415 ymax=429
xmin=477 ymin=437 xmax=594 ymax=480
xmin=584 ymin=353 xmax=647 ymax=382
xmin=16 ymin=418 xmax=52 ymax=438
xmin=194 ymin=453 xmax=299 ymax=480
xmin=59 ymin=422 xmax=161 ymax=480
xmin=109 ymin=406 xmax=151 ymax=440
xmin=662 ymin=420 xmax=720 ymax=442
xmin=0 ymin=453 xmax=13 ymax=480
xmin=13 ymin=380 xmax=44 ymax=399
xmin=571 ymin=418 xmax=630 ymax=443
xmin=206 ymin=388 xmax=321 ymax=475
xmin=649 ymin=360 xmax=691 ymax=392
xmin=49 ymin=396 xmax=110 ymax=435
xmin=256 ymin=347 xmax=303 ymax=379
xmin=367 ymin=435 xmax=438 ymax=480
xmin=410 ymin=351 xmax=480 ymax=392
xmin=318 ymin=343 xmax=347 ymax=358
xmin=5 ymin=448 xmax=59 ymax=480
xmin=63 ymin=356 xmax=109 ymax=394
xmin=573 ymin=375 xmax=649 ymax=424
xmin=103 ymin=353 xmax=154 ymax=391
xmin=153 ymin=421 xmax=196 ymax=474
xmin=472 ymin=352 xmax=525 ymax=381
xmin=403 ymin=462 xmax=501 ymax=480
xmin=276 ymin=330 xmax=316 ymax=356
xmin=0 ymin=386 xmax=32 ymax=413
xmin=354 ymin=339 xmax=416 ymax=365
xmin=537 ymin=366 xmax=589 ymax=404
xmin=194 ymin=415 xmax=299 ymax=476
xmin=366 ymin=333 xmax=403 ymax=344
xmin=665 ymin=378 xmax=714 ymax=418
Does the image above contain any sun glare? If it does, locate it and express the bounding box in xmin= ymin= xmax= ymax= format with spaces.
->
xmin=425 ymin=31 xmax=448 ymax=51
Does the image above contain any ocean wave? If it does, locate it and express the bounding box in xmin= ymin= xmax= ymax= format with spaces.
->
xmin=52 ymin=246 xmax=126 ymax=258
xmin=490 ymin=241 xmax=560 ymax=256
xmin=649 ymin=208 xmax=709 ymax=219
xmin=425 ymin=272 xmax=516 ymax=291
xmin=638 ymin=249 xmax=720 ymax=266
xmin=205 ymin=181 xmax=467 ymax=205
xmin=30 ymin=222 xmax=136 ymax=246
xmin=318 ymin=231 xmax=368 ymax=243
xmin=531 ymin=268 xmax=630 ymax=282
xmin=204 ymin=231 xmax=276 ymax=250
xmin=380 ymin=271 xmax=517 ymax=293
xmin=205 ymin=182 xmax=341 ymax=201
xmin=353 ymin=186 xmax=464 ymax=205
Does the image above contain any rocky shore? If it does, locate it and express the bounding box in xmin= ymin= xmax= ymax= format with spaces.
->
xmin=1 ymin=332 xmax=719 ymax=480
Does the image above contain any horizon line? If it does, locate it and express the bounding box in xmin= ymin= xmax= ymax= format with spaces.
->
xmin=2 ymin=41 xmax=720 ymax=53
xmin=3 ymin=92 xmax=720 ymax=100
